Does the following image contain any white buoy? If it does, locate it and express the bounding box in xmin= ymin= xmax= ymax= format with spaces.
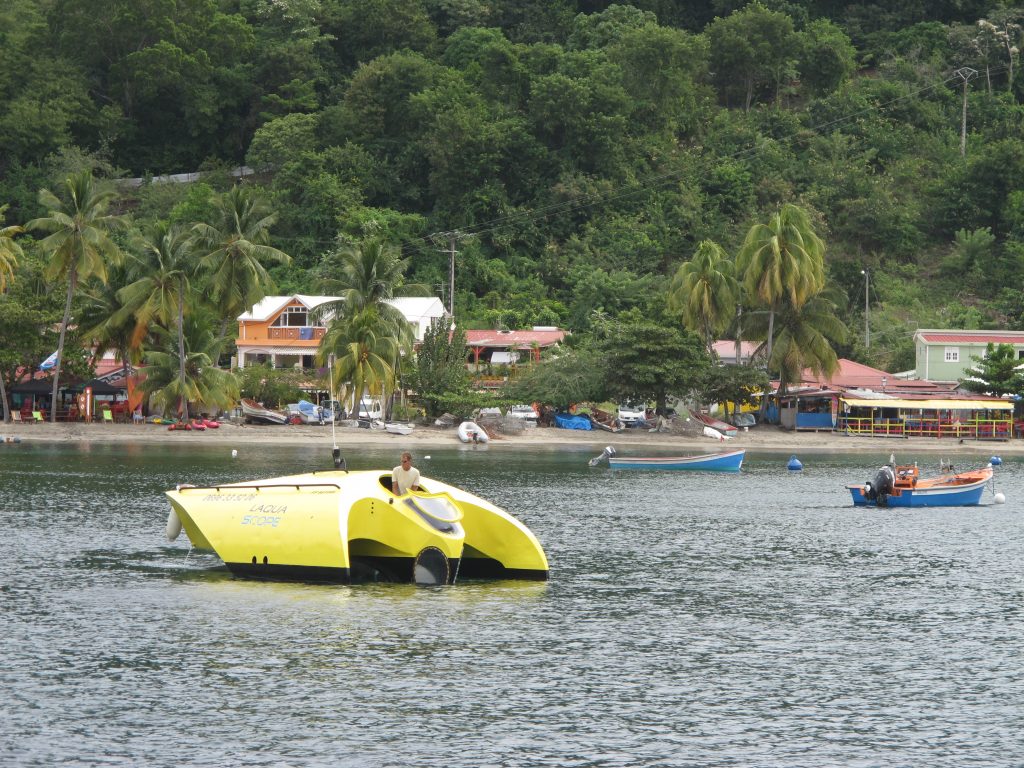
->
xmin=994 ymin=492 xmax=1006 ymax=504
xmin=424 ymin=455 xmax=431 ymax=460
xmin=231 ymin=449 xmax=238 ymax=458
xmin=166 ymin=508 xmax=183 ymax=541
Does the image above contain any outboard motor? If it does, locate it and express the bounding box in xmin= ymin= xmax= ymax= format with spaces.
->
xmin=864 ymin=465 xmax=896 ymax=506
xmin=588 ymin=446 xmax=616 ymax=467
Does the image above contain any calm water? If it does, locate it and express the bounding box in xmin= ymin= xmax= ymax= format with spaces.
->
xmin=2 ymin=441 xmax=1023 ymax=767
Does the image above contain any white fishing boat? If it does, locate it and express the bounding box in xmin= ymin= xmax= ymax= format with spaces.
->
xmin=240 ymin=398 xmax=289 ymax=425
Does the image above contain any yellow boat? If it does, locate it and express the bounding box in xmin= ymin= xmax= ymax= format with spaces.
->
xmin=164 ymin=469 xmax=548 ymax=585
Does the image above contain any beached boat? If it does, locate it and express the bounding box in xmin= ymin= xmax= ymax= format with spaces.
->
xmin=287 ymin=399 xmax=333 ymax=424
xmin=847 ymin=461 xmax=994 ymax=507
xmin=588 ymin=407 xmax=623 ymax=433
xmin=240 ymin=398 xmax=289 ymax=425
xmin=164 ymin=469 xmax=548 ymax=584
xmin=385 ymin=422 xmax=415 ymax=436
xmin=589 ymin=446 xmax=745 ymax=472
xmin=692 ymin=411 xmax=738 ymax=437
xmin=458 ymin=420 xmax=490 ymax=443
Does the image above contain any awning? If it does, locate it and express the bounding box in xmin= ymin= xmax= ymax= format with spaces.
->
xmin=842 ymin=397 xmax=1013 ymax=411
xmin=491 ymin=351 xmax=520 ymax=364
xmin=66 ymin=378 xmax=125 ymax=395
xmin=10 ymin=378 xmax=55 ymax=395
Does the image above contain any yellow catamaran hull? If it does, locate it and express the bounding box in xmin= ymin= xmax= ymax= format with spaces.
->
xmin=165 ymin=469 xmax=548 ymax=584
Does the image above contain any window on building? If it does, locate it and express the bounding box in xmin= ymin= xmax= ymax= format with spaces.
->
xmin=273 ymin=306 xmax=308 ymax=327
xmin=1017 ymin=350 xmax=1024 ymax=360
xmin=944 ymin=347 xmax=959 ymax=362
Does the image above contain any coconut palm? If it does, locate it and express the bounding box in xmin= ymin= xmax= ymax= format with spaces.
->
xmin=315 ymin=238 xmax=427 ymax=343
xmin=747 ymin=287 xmax=847 ymax=397
xmin=78 ymin=265 xmax=142 ymax=407
xmin=315 ymin=237 xmax=429 ymax=407
xmin=667 ymin=240 xmax=737 ymax=356
xmin=318 ymin=307 xmax=400 ymax=416
xmin=0 ymin=204 xmax=24 ymax=293
xmin=735 ymin=203 xmax=826 ymax=366
xmin=116 ymin=223 xmax=198 ymax=421
xmin=26 ymin=172 xmax=127 ymax=421
xmin=139 ymin=318 xmax=239 ymax=420
xmin=192 ymin=186 xmax=291 ymax=345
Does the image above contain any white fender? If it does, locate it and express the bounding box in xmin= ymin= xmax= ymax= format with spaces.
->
xmin=166 ymin=508 xmax=182 ymax=541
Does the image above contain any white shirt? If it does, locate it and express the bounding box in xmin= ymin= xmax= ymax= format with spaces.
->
xmin=392 ymin=465 xmax=420 ymax=495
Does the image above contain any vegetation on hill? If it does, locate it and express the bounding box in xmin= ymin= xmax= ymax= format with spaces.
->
xmin=2 ymin=0 xmax=1024 ymax=415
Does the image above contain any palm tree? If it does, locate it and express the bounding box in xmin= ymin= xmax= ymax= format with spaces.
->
xmin=748 ymin=288 xmax=847 ymax=397
xmin=315 ymin=237 xmax=428 ymax=408
xmin=735 ymin=203 xmax=826 ymax=366
xmin=192 ymin=186 xmax=291 ymax=346
xmin=0 ymin=204 xmax=24 ymax=293
xmin=667 ymin=240 xmax=737 ymax=356
xmin=78 ymin=265 xmax=142 ymax=410
xmin=139 ymin=318 xmax=239 ymax=420
xmin=26 ymin=172 xmax=126 ymax=422
xmin=116 ymin=223 xmax=197 ymax=421
xmin=318 ymin=307 xmax=400 ymax=416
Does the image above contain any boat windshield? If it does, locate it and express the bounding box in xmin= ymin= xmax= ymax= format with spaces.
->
xmin=403 ymin=496 xmax=463 ymax=533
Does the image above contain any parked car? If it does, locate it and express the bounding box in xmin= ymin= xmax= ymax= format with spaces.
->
xmin=357 ymin=398 xmax=383 ymax=421
xmin=617 ymin=402 xmax=646 ymax=426
xmin=508 ymin=404 xmax=538 ymax=422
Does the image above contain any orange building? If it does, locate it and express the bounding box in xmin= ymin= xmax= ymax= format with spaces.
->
xmin=236 ymin=295 xmax=446 ymax=369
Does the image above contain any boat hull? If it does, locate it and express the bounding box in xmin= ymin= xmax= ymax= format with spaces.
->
xmin=240 ymin=398 xmax=289 ymax=425
xmin=608 ymin=449 xmax=745 ymax=472
xmin=847 ymin=475 xmax=990 ymax=507
xmin=457 ymin=421 xmax=489 ymax=443
xmin=165 ymin=470 xmax=547 ymax=584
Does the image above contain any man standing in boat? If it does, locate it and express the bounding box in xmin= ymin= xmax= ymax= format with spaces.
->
xmin=392 ymin=452 xmax=421 ymax=495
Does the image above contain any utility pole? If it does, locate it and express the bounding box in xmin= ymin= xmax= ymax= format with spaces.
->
xmin=861 ymin=268 xmax=870 ymax=349
xmin=954 ymin=67 xmax=978 ymax=157
xmin=431 ymin=230 xmax=470 ymax=325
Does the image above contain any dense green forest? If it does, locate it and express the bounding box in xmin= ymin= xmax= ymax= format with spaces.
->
xmin=2 ymin=0 xmax=1024 ymax=412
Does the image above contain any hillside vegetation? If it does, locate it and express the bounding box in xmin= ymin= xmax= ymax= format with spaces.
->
xmin=2 ymin=0 xmax=1024 ymax=381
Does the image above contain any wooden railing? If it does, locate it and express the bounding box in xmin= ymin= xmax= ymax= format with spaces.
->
xmin=839 ymin=416 xmax=1013 ymax=439
xmin=266 ymin=327 xmax=325 ymax=340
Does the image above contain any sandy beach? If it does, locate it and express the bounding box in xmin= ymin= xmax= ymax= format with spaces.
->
xmin=1 ymin=418 xmax=1019 ymax=456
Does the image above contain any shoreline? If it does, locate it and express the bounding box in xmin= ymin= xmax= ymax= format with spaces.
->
xmin=1 ymin=420 xmax=1019 ymax=456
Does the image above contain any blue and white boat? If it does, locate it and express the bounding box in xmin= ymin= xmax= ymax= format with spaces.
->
xmin=847 ymin=462 xmax=993 ymax=507
xmin=589 ymin=446 xmax=745 ymax=472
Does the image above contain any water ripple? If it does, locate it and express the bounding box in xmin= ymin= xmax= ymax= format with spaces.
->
xmin=2 ymin=445 xmax=1024 ymax=766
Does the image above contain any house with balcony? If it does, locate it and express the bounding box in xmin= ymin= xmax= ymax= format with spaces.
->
xmin=235 ymin=294 xmax=446 ymax=369
xmin=913 ymin=329 xmax=1024 ymax=383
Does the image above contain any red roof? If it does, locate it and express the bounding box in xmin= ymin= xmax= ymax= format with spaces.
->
xmin=796 ymin=359 xmax=944 ymax=391
xmin=916 ymin=331 xmax=1024 ymax=344
xmin=464 ymin=329 xmax=565 ymax=349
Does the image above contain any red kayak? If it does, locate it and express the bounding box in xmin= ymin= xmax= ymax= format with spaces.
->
xmin=202 ymin=419 xmax=220 ymax=429
xmin=168 ymin=423 xmax=192 ymax=431
xmin=190 ymin=420 xmax=206 ymax=431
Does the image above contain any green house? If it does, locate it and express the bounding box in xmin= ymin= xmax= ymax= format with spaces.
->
xmin=914 ymin=329 xmax=1024 ymax=382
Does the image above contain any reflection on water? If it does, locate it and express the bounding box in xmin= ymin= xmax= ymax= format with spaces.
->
xmin=2 ymin=443 xmax=1023 ymax=766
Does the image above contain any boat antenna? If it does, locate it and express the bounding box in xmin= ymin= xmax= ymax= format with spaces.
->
xmin=329 ymin=356 xmax=345 ymax=470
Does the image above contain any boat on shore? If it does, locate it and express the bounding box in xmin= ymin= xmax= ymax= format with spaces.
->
xmin=458 ymin=420 xmax=489 ymax=443
xmin=588 ymin=407 xmax=623 ymax=433
xmin=589 ymin=446 xmax=745 ymax=472
xmin=164 ymin=469 xmax=548 ymax=584
xmin=847 ymin=460 xmax=994 ymax=507
xmin=693 ymin=411 xmax=738 ymax=438
xmin=240 ymin=398 xmax=289 ymax=425
xmin=385 ymin=422 xmax=415 ymax=436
